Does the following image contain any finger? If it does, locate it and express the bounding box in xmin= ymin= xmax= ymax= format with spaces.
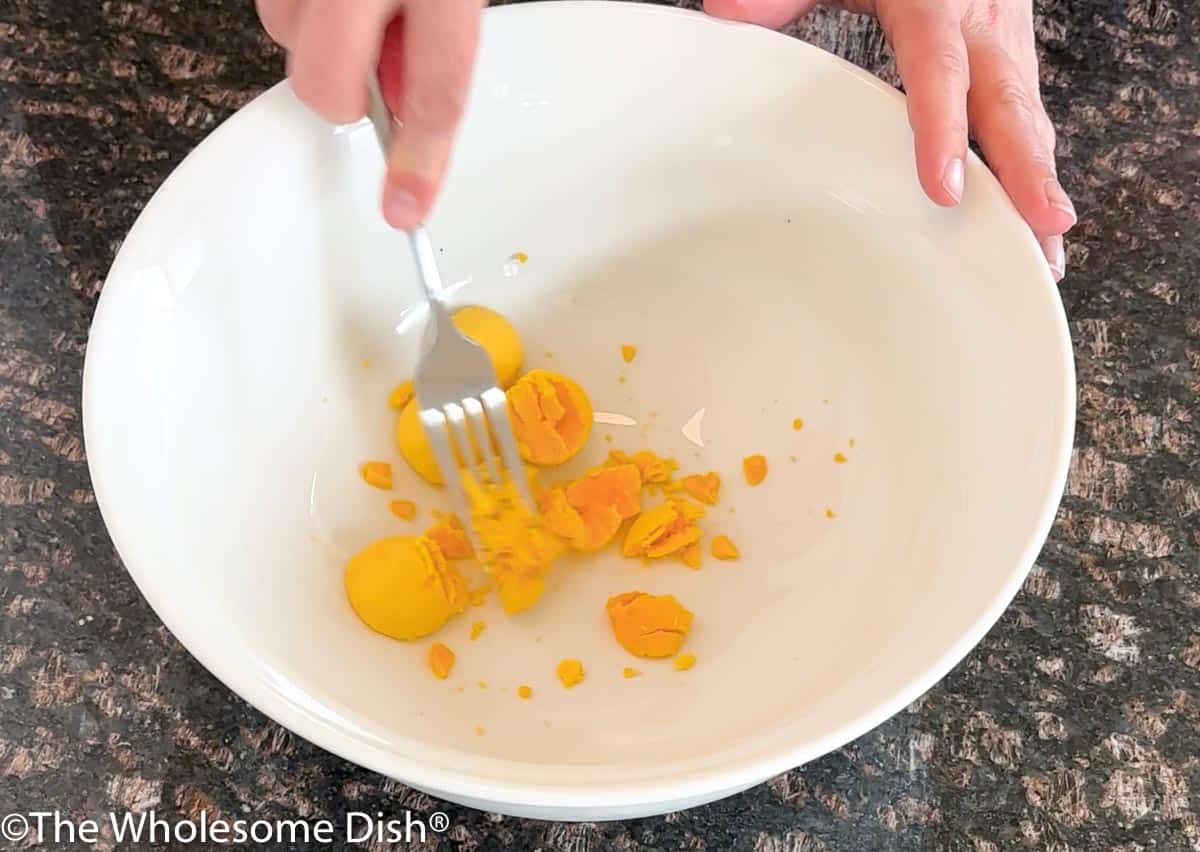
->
xmin=381 ymin=0 xmax=481 ymax=230
xmin=966 ymin=40 xmax=1076 ymax=238
xmin=255 ymin=0 xmax=303 ymax=48
xmin=1040 ymin=234 xmax=1065 ymax=282
xmin=702 ymin=0 xmax=819 ymax=28
xmin=288 ymin=0 xmax=392 ymax=125
xmin=879 ymin=2 xmax=971 ymax=206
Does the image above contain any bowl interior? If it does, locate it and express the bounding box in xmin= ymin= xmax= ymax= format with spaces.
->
xmin=84 ymin=2 xmax=1072 ymax=812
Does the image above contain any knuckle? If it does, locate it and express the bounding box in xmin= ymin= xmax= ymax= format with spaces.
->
xmin=992 ymin=78 xmax=1037 ymax=122
xmin=405 ymin=85 xmax=468 ymax=131
xmin=933 ymin=46 xmax=969 ymax=81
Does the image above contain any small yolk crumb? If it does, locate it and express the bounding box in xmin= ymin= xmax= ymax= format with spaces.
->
xmin=674 ymin=652 xmax=696 ymax=671
xmin=428 ymin=642 xmax=455 ymax=679
xmin=792 ymin=418 xmax=804 ymax=431
xmin=469 ymin=621 xmax=486 ymax=640
xmin=513 ymin=251 xmax=529 ymax=264
xmin=389 ymin=499 xmax=417 ymax=521
xmin=517 ymin=684 xmax=533 ymax=699
xmin=622 ymin=667 xmax=641 ymax=678
xmin=849 ymin=438 xmax=856 ymax=448
xmin=388 ymin=380 xmax=414 ymax=410
xmin=542 ymin=463 xmax=642 ymax=551
xmin=556 ymin=659 xmax=584 ymax=688
xmin=507 ymin=369 xmax=593 ymax=466
xmin=680 ymin=472 xmax=720 ymax=505
xmin=622 ymin=499 xmax=705 ymax=559
xmin=475 ymin=725 xmax=485 ymax=736
xmin=425 ymin=514 xmax=474 ymax=560
xmin=711 ymin=535 xmax=740 ymax=561
xmin=463 ymin=473 xmax=565 ymax=614
xmin=621 ymin=344 xmax=637 ymax=363
xmin=743 ymin=455 xmax=768 ymax=486
xmin=681 ymin=543 xmax=702 ymax=570
xmin=360 ymin=461 xmax=393 ymax=490
xmin=478 ymin=680 xmax=488 ymax=689
xmin=606 ymin=591 xmax=693 ymax=658
xmin=789 ymin=454 xmax=797 ymax=463
xmin=825 ymin=507 xmax=836 ymax=519
xmin=834 ymin=452 xmax=848 ymax=463
xmin=344 ymin=536 xmax=468 ymax=640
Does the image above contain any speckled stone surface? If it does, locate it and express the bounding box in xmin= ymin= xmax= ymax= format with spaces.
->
xmin=0 ymin=0 xmax=1197 ymax=849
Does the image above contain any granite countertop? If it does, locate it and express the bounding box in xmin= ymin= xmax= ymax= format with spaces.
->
xmin=1 ymin=0 xmax=1197 ymax=849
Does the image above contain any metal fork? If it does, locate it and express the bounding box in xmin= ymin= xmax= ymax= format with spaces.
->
xmin=364 ymin=75 xmax=535 ymax=520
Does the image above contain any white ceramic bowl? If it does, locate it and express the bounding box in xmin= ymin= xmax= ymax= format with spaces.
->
xmin=83 ymin=1 xmax=1074 ymax=820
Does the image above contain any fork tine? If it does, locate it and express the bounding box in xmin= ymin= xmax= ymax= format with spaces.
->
xmin=419 ymin=406 xmax=473 ymax=519
xmin=481 ymin=387 xmax=535 ymax=512
xmin=462 ymin=396 xmax=503 ymax=488
xmin=441 ymin=402 xmax=476 ymax=478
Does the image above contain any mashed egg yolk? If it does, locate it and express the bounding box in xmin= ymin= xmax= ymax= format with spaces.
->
xmin=541 ymin=463 xmax=642 ymax=551
xmin=507 ymin=369 xmax=593 ymax=466
xmin=344 ymin=536 xmax=467 ymax=641
xmin=605 ymin=591 xmax=693 ymax=658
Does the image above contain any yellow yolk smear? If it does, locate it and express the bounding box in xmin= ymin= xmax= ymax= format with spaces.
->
xmin=606 ymin=591 xmax=693 ymax=658
xmin=680 ymin=472 xmax=720 ymax=505
xmin=508 ymin=369 xmax=593 ymax=466
xmin=463 ymin=471 xmax=565 ymax=614
xmin=622 ymin=499 xmax=705 ymax=558
xmin=344 ymin=536 xmax=467 ymax=640
xmin=556 ymin=658 xmax=584 ymax=688
xmin=743 ymin=454 xmax=768 ymax=486
xmin=541 ymin=463 xmax=642 ymax=551
xmin=428 ymin=642 xmax=455 ymax=679
xmin=425 ymin=513 xmax=474 ymax=560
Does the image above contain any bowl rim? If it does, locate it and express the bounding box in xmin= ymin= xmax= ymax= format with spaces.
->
xmin=82 ymin=0 xmax=1076 ymax=812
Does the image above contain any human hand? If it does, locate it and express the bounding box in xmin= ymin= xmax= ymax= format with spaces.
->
xmin=256 ymin=0 xmax=481 ymax=231
xmin=704 ymin=0 xmax=1076 ymax=280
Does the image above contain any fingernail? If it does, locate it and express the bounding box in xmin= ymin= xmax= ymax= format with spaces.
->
xmin=942 ymin=157 xmax=964 ymax=204
xmin=1041 ymin=234 xmax=1065 ymax=281
xmin=382 ymin=182 xmax=420 ymax=231
xmin=1043 ymin=178 xmax=1077 ymax=226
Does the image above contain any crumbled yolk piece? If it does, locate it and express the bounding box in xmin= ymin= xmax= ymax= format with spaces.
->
xmin=513 ymin=251 xmax=529 ymax=264
xmin=344 ymin=536 xmax=467 ymax=640
xmin=825 ymin=507 xmax=836 ymax=519
xmin=556 ymin=658 xmax=584 ymax=688
xmin=743 ymin=455 xmax=768 ymax=486
xmin=621 ymin=344 xmax=637 ymax=363
xmin=674 ymin=652 xmax=696 ymax=671
xmin=475 ymin=725 xmax=485 ymax=736
xmin=389 ymin=499 xmax=417 ymax=521
xmin=542 ymin=463 xmax=642 ymax=551
xmin=388 ymin=380 xmax=414 ymax=410
xmin=680 ymin=472 xmax=720 ymax=505
xmin=792 ymin=418 xmax=803 ymax=431
xmin=469 ymin=621 xmax=486 ymax=640
xmin=622 ymin=499 xmax=705 ymax=558
xmin=606 ymin=592 xmax=693 ymax=657
xmin=622 ymin=667 xmax=641 ymax=678
xmin=428 ymin=642 xmax=455 ymax=679
xmin=507 ymin=369 xmax=593 ymax=466
xmin=425 ymin=514 xmax=474 ymax=560
xmin=517 ymin=684 xmax=533 ymax=699
xmin=711 ymin=535 xmax=740 ymax=561
xmin=360 ymin=461 xmax=393 ymax=490
xmin=610 ymin=450 xmax=677 ymax=485
xmin=834 ymin=452 xmax=848 ymax=463
xmin=681 ymin=543 xmax=702 ymax=570
xmin=463 ymin=472 xmax=565 ymax=614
